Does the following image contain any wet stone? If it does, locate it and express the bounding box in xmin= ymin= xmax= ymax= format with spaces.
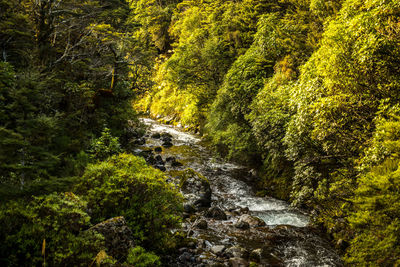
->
xmin=155 ymin=165 xmax=166 ymax=171
xmin=151 ymin=132 xmax=161 ymax=139
xmin=178 ymin=251 xmax=193 ymax=262
xmin=205 ymin=207 xmax=227 ymax=220
xmin=234 ymin=220 xmax=250 ymax=230
xmin=89 ymin=216 xmax=134 ymax=261
xmin=171 ymin=160 xmax=184 ymax=167
xmin=166 ymin=156 xmax=176 ymax=162
xmin=184 ymin=203 xmax=196 ymax=214
xmin=161 ymin=132 xmax=173 ymax=140
xmin=225 ymin=246 xmax=249 ymax=259
xmin=133 ymin=138 xmax=146 ymax=145
xmin=211 ymin=245 xmax=226 ymax=255
xmin=179 ymin=169 xmax=212 ymax=208
xmin=229 ymin=257 xmax=249 ymax=267
xmin=238 ymin=214 xmax=266 ymax=227
xmin=154 ymin=146 xmax=162 ymax=153
xmin=195 ymin=219 xmax=208 ymax=230
xmin=163 ymin=140 xmax=173 ymax=148
xmin=239 ymin=207 xmax=249 ymax=214
xmin=249 ymin=248 xmax=262 ymax=263
xmin=155 ymin=155 xmax=164 ymax=164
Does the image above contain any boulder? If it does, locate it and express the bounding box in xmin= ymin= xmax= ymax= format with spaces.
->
xmin=155 ymin=155 xmax=164 ymax=165
xmin=178 ymin=169 xmax=212 ymax=208
xmin=166 ymin=156 xmax=176 ymax=162
xmin=211 ymin=245 xmax=226 ymax=255
xmin=155 ymin=165 xmax=166 ymax=171
xmin=225 ymin=246 xmax=249 ymax=259
xmin=238 ymin=214 xmax=266 ymax=227
xmin=234 ymin=220 xmax=250 ymax=230
xmin=162 ymin=140 xmax=173 ymax=148
xmin=160 ymin=132 xmax=173 ymax=141
xmin=151 ymin=132 xmax=161 ymax=139
xmin=183 ymin=203 xmax=196 ymax=214
xmin=171 ymin=160 xmax=184 ymax=167
xmin=229 ymin=257 xmax=249 ymax=267
xmin=205 ymin=207 xmax=227 ymax=220
xmin=89 ymin=217 xmax=135 ymax=261
xmin=195 ymin=219 xmax=208 ymax=230
xmin=138 ymin=149 xmax=154 ymax=160
xmin=249 ymin=248 xmax=262 ymax=263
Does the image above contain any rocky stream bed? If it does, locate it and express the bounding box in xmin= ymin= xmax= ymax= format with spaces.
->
xmin=133 ymin=118 xmax=343 ymax=267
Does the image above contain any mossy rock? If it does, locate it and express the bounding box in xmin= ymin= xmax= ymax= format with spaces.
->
xmin=171 ymin=168 xmax=212 ymax=208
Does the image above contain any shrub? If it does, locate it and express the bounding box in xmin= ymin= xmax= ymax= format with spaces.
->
xmin=88 ymin=127 xmax=122 ymax=161
xmin=125 ymin=246 xmax=161 ymax=267
xmin=0 ymin=193 xmax=104 ymax=266
xmin=75 ymin=153 xmax=183 ymax=249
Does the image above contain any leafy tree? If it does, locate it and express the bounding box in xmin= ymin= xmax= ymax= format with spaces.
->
xmin=345 ymin=103 xmax=400 ymax=265
xmin=88 ymin=127 xmax=122 ymax=161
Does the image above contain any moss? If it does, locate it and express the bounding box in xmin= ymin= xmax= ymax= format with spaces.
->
xmin=173 ymin=168 xmax=210 ymax=189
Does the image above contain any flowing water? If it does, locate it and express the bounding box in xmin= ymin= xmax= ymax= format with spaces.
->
xmin=137 ymin=118 xmax=342 ymax=267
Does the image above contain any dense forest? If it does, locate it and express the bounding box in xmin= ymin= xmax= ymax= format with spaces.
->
xmin=1 ymin=0 xmax=400 ymax=266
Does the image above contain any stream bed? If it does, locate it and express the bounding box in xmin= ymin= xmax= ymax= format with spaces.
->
xmin=134 ymin=118 xmax=342 ymax=267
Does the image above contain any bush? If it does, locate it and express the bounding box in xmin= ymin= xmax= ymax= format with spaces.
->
xmin=75 ymin=153 xmax=183 ymax=249
xmin=125 ymin=246 xmax=161 ymax=267
xmin=88 ymin=127 xmax=122 ymax=161
xmin=0 ymin=193 xmax=104 ymax=267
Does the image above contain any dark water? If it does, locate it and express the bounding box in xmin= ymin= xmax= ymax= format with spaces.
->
xmin=138 ymin=118 xmax=342 ymax=266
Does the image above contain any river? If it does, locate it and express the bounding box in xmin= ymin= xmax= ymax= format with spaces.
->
xmin=135 ymin=118 xmax=342 ymax=267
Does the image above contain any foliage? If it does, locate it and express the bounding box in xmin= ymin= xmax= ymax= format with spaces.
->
xmin=88 ymin=128 xmax=122 ymax=161
xmin=344 ymin=104 xmax=400 ymax=265
xmin=346 ymin=159 xmax=400 ymax=265
xmin=0 ymin=0 xmax=142 ymax=194
xmin=0 ymin=192 xmax=105 ymax=266
xmin=139 ymin=0 xmax=281 ymax=129
xmin=125 ymin=246 xmax=161 ymax=267
xmin=2 ymin=0 xmax=400 ymax=264
xmin=138 ymin=0 xmax=400 ymax=263
xmin=75 ymin=153 xmax=183 ymax=249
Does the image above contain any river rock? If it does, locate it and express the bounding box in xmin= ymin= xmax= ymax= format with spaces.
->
xmin=195 ymin=219 xmax=208 ymax=229
xmin=249 ymin=248 xmax=262 ymax=263
xmin=162 ymin=140 xmax=173 ymax=148
xmin=161 ymin=132 xmax=173 ymax=141
xmin=184 ymin=203 xmax=196 ymax=214
xmin=154 ymin=146 xmax=162 ymax=153
xmin=155 ymin=155 xmax=164 ymax=164
xmin=336 ymin=239 xmax=349 ymax=251
xmin=171 ymin=160 xmax=184 ymax=167
xmin=238 ymin=214 xmax=266 ymax=227
xmin=166 ymin=156 xmax=176 ymax=162
xmin=178 ymin=169 xmax=212 ymax=208
xmin=89 ymin=216 xmax=135 ymax=261
xmin=205 ymin=206 xmax=227 ymax=220
xmin=151 ymin=132 xmax=161 ymax=139
xmin=211 ymin=245 xmax=226 ymax=255
xmin=229 ymin=257 xmax=249 ymax=267
xmin=138 ymin=149 xmax=153 ymax=159
xmin=239 ymin=207 xmax=250 ymax=214
xmin=133 ymin=137 xmax=146 ymax=145
xmin=155 ymin=165 xmax=166 ymax=171
xmin=225 ymin=246 xmax=249 ymax=259
xmin=234 ymin=220 xmax=250 ymax=230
